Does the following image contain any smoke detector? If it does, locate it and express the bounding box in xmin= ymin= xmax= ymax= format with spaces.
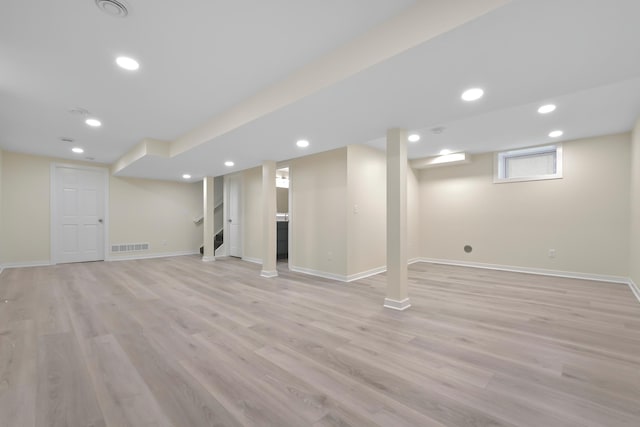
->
xmin=95 ymin=0 xmax=129 ymax=18
xmin=431 ymin=126 xmax=446 ymax=135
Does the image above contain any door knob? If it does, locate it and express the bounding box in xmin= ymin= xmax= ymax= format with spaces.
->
xmin=98 ymin=219 xmax=103 ymax=223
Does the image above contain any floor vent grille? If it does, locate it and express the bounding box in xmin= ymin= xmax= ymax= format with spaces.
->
xmin=111 ymin=243 xmax=150 ymax=253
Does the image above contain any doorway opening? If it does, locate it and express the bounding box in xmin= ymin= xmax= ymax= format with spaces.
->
xmin=276 ymin=167 xmax=289 ymax=263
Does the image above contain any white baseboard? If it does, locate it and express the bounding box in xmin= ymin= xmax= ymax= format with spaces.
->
xmin=289 ymin=265 xmax=349 ymax=282
xmin=1 ymin=260 xmax=52 ymax=269
xmin=383 ymin=297 xmax=411 ymax=311
xmin=260 ymin=270 xmax=278 ymax=278
xmin=0 ymin=267 xmax=3 ymax=276
xmin=628 ymin=278 xmax=640 ymax=303
xmin=292 ymin=259 xmax=425 ymax=283
xmin=242 ymin=256 xmax=262 ymax=265
xmin=107 ymin=250 xmax=199 ymax=262
xmin=346 ymin=266 xmax=386 ymax=282
xmin=202 ymin=256 xmax=216 ymax=262
xmin=419 ymin=257 xmax=630 ymax=285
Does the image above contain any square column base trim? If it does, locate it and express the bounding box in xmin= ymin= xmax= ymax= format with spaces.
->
xmin=260 ymin=270 xmax=278 ymax=278
xmin=383 ymin=297 xmax=411 ymax=311
xmin=202 ymin=256 xmax=216 ymax=262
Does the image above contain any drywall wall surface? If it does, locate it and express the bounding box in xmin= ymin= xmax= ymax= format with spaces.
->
xmin=419 ymin=133 xmax=630 ymax=277
xmin=407 ymin=165 xmax=420 ymax=262
xmin=242 ymin=167 xmax=263 ymax=261
xmin=347 ymin=144 xmax=386 ymax=276
xmin=1 ymin=152 xmax=56 ymax=264
xmin=290 ymin=148 xmax=348 ymax=277
xmin=109 ymin=176 xmax=202 ymax=259
xmin=0 ymin=149 xmax=3 ymax=265
xmin=214 ymin=176 xmax=224 ymax=235
xmin=0 ymin=151 xmax=201 ymax=265
xmin=630 ymin=119 xmax=640 ymax=285
xmin=276 ymin=187 xmax=289 ymax=213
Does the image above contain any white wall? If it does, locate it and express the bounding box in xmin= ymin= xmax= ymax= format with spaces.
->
xmin=0 ymin=151 xmax=202 ymax=265
xmin=290 ymin=148 xmax=348 ymax=277
xmin=418 ymin=134 xmax=631 ymax=278
xmin=346 ymin=145 xmax=386 ymax=276
xmin=630 ymin=119 xmax=640 ymax=285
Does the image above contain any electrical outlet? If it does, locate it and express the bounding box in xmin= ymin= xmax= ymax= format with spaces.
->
xmin=548 ymin=249 xmax=556 ymax=258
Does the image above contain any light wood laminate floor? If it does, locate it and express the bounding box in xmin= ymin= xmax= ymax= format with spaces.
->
xmin=1 ymin=256 xmax=639 ymax=426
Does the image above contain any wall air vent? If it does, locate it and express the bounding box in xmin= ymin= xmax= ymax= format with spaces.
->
xmin=95 ymin=0 xmax=129 ymax=18
xmin=111 ymin=243 xmax=149 ymax=253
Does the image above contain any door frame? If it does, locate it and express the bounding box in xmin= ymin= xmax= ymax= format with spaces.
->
xmin=50 ymin=163 xmax=110 ymax=265
xmin=223 ymin=172 xmax=243 ymax=257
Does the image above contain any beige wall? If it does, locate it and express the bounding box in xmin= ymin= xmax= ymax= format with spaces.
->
xmin=0 ymin=149 xmax=3 ymax=265
xmin=242 ymin=167 xmax=263 ymax=261
xmin=109 ymin=176 xmax=202 ymax=259
xmin=407 ymin=165 xmax=420 ymax=262
xmin=630 ymin=119 xmax=640 ymax=285
xmin=2 ymin=152 xmax=59 ymax=264
xmin=418 ymin=134 xmax=631 ymax=277
xmin=346 ymin=144 xmax=386 ymax=275
xmin=0 ymin=151 xmax=202 ymax=265
xmin=290 ymin=148 xmax=348 ymax=277
xmin=276 ymin=187 xmax=289 ymax=213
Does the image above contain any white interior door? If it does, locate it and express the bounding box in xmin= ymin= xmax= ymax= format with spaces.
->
xmin=53 ymin=165 xmax=106 ymax=264
xmin=227 ymin=174 xmax=242 ymax=257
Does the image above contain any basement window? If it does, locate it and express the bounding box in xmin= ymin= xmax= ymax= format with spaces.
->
xmin=494 ymin=144 xmax=563 ymax=183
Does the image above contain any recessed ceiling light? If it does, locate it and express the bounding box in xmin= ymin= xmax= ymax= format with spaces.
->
xmin=408 ymin=134 xmax=421 ymax=142
xmin=439 ymin=149 xmax=452 ymax=155
xmin=85 ymin=118 xmax=102 ymax=127
xmin=538 ymin=104 xmax=556 ymax=114
xmin=461 ymin=88 xmax=484 ymax=102
xmin=116 ymin=56 xmax=139 ymax=71
xmin=549 ymin=130 xmax=563 ymax=138
xmin=72 ymin=147 xmax=84 ymax=154
xmin=224 ymin=161 xmax=234 ymax=167
xmin=182 ymin=174 xmax=191 ymax=179
xmin=296 ymin=139 xmax=310 ymax=148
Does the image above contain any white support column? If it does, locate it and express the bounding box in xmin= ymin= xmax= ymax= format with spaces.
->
xmin=261 ymin=161 xmax=278 ymax=277
xmin=202 ymin=176 xmax=215 ymax=262
xmin=385 ymin=128 xmax=410 ymax=310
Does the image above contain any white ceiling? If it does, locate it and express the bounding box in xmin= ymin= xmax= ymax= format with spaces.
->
xmin=2 ymin=0 xmax=640 ymax=181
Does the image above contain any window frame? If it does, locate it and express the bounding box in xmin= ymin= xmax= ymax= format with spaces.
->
xmin=494 ymin=144 xmax=563 ymax=184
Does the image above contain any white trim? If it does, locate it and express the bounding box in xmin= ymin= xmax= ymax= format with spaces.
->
xmin=107 ymin=250 xmax=199 ymax=262
xmin=51 ymin=163 xmax=110 ymax=265
xmin=418 ymin=258 xmax=629 ymax=284
xmin=383 ymin=297 xmax=411 ymax=311
xmin=290 ymin=260 xmax=421 ymax=283
xmin=0 ymin=267 xmax=3 ymax=276
xmin=260 ymin=270 xmax=278 ymax=278
xmin=346 ymin=266 xmax=386 ymax=282
xmin=494 ymin=143 xmax=563 ymax=184
xmin=2 ymin=260 xmax=53 ymax=269
xmin=289 ymin=265 xmax=348 ymax=282
xmin=242 ymin=256 xmax=262 ymax=264
xmin=628 ymin=279 xmax=640 ymax=303
xmin=202 ymin=256 xmax=216 ymax=262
